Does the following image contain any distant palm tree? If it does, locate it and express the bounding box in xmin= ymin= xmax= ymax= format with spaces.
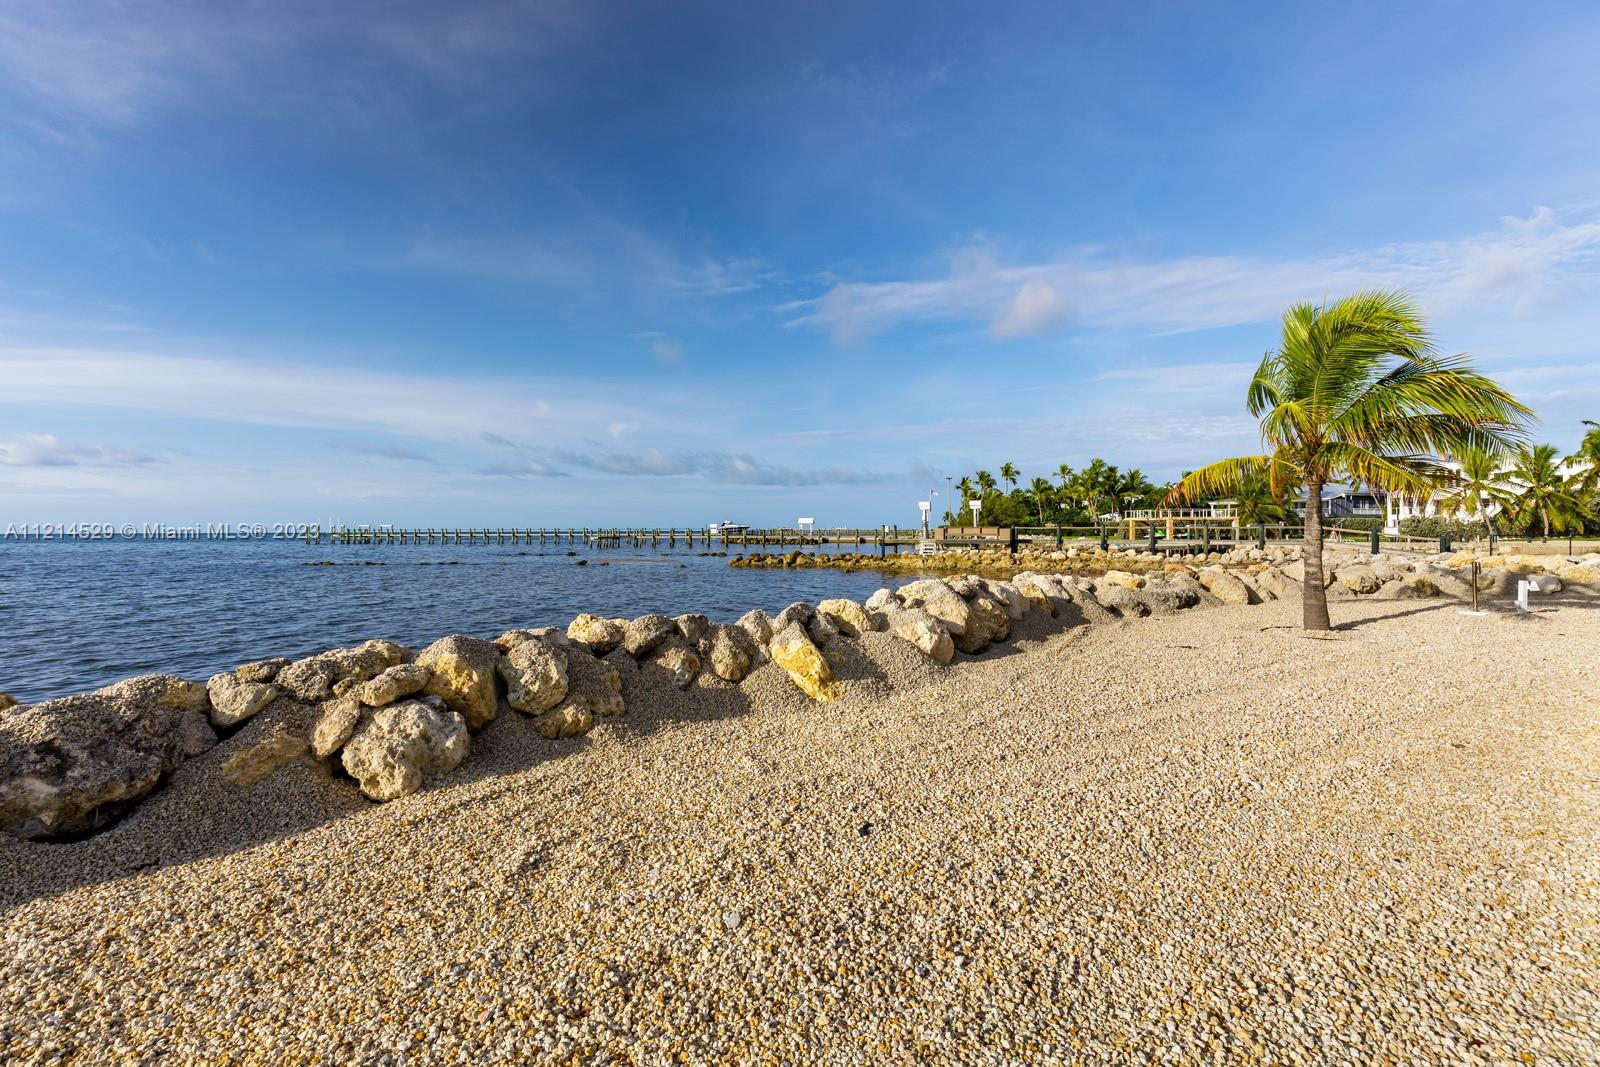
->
xmin=999 ymin=462 xmax=1019 ymax=491
xmin=1437 ymin=446 xmax=1511 ymax=531
xmin=1501 ymin=443 xmax=1583 ymax=540
xmin=1056 ymin=463 xmax=1074 ymax=488
xmin=975 ymin=469 xmax=997 ymax=496
xmin=955 ymin=475 xmax=975 ymax=517
xmin=1570 ymin=420 xmax=1600 ymax=498
xmin=1229 ymin=469 xmax=1294 ymax=526
xmin=1165 ymin=290 xmax=1531 ymax=631
xmin=1029 ymin=477 xmax=1053 ymax=523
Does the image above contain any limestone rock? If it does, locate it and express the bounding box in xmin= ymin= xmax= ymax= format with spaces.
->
xmin=1197 ymin=568 xmax=1251 ymax=605
xmin=310 ymin=698 xmax=363 ymax=759
xmin=1334 ymin=564 xmax=1382 ymax=595
xmin=567 ymin=613 xmax=624 ymax=653
xmin=737 ymin=609 xmax=775 ymax=648
xmin=498 ymin=640 xmax=569 ymax=714
xmin=0 ymin=674 xmax=218 ymax=839
xmin=773 ymin=602 xmax=815 ymax=631
xmin=979 ymin=580 xmax=1030 ymax=621
xmin=1093 ymin=583 xmax=1150 ymax=618
xmin=674 ymin=614 xmax=712 ymax=648
xmin=768 ymin=622 xmax=841 ymax=702
xmin=0 ymin=693 xmax=17 ymax=713
xmin=708 ymin=625 xmax=755 ymax=682
xmin=896 ymin=579 xmax=972 ymax=637
xmin=864 ymin=588 xmax=897 ymax=614
xmin=654 ymin=644 xmax=701 ymax=689
xmin=623 ymin=614 xmax=677 ymax=657
xmin=417 ymin=635 xmax=502 ymax=731
xmin=1254 ymin=567 xmax=1295 ymax=600
xmin=221 ymin=729 xmax=307 ymax=788
xmin=1102 ymin=570 xmax=1146 ymax=590
xmin=207 ymin=673 xmax=279 ymax=729
xmin=882 ymin=605 xmax=955 ymax=664
xmin=957 ymin=591 xmax=1011 ymax=653
xmin=493 ymin=627 xmax=568 ymax=652
xmin=340 ymin=700 xmax=469 ymax=802
xmin=807 ymin=612 xmax=840 ymax=647
xmin=235 ymin=658 xmax=290 ymax=684
xmin=1528 ymin=574 xmax=1563 ymax=594
xmin=1282 ymin=559 xmax=1335 ymax=588
xmin=357 ymin=663 xmax=432 ymax=707
xmin=277 ymin=656 xmax=339 ymax=703
xmin=541 ymin=648 xmax=624 ymax=734
xmin=816 ymin=598 xmax=874 ymax=638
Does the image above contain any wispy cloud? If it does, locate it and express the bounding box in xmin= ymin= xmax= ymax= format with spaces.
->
xmin=344 ymin=442 xmax=439 ymax=465
xmin=0 ymin=2 xmax=588 ymax=134
xmin=0 ymin=346 xmax=645 ymax=444
xmin=0 ymin=433 xmax=158 ymax=468
xmin=788 ymin=208 xmax=1600 ymax=342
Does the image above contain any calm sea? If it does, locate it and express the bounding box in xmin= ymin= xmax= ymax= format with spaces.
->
xmin=0 ymin=538 xmax=921 ymax=702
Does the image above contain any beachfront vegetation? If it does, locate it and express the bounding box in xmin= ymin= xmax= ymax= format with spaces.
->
xmin=1164 ymin=290 xmax=1532 ymax=631
xmin=946 ymin=459 xmax=1166 ymax=527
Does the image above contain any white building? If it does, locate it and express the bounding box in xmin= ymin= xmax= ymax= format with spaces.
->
xmin=1383 ymin=456 xmax=1588 ymax=533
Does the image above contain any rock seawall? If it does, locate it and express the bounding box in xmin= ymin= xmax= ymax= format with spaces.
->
xmin=2 ymin=545 xmax=1594 ymax=839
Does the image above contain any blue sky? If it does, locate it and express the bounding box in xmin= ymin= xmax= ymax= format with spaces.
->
xmin=2 ymin=1 xmax=1598 ymax=526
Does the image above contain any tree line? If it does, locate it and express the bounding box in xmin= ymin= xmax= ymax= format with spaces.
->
xmin=946 ymin=460 xmax=1166 ymax=527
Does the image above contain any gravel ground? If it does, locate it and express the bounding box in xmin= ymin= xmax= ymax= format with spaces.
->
xmin=2 ymin=596 xmax=1597 ymax=1065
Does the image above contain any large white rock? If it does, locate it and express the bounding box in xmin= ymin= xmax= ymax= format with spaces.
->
xmin=768 ymin=622 xmax=841 ymax=701
xmin=1197 ymin=567 xmax=1251 ymax=605
xmin=881 ymin=603 xmax=955 ymax=664
xmin=896 ymin=579 xmax=972 ymax=637
xmin=0 ymin=675 xmax=216 ymax=839
xmin=206 ymin=672 xmax=280 ymax=729
xmin=417 ymin=635 xmax=501 ymax=731
xmin=498 ymin=639 xmax=569 ymax=713
xmin=340 ymin=700 xmax=469 ymax=802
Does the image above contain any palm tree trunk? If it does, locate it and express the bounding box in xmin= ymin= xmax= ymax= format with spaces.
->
xmin=1302 ymin=480 xmax=1332 ymax=631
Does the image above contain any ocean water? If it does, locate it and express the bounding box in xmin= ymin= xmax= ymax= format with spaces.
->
xmin=0 ymin=539 xmax=924 ymax=702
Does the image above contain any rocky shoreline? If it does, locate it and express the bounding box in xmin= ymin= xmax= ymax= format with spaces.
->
xmin=2 ymin=545 xmax=1596 ymax=841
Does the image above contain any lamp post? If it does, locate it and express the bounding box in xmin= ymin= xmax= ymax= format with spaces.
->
xmin=945 ymin=475 xmax=953 ymax=523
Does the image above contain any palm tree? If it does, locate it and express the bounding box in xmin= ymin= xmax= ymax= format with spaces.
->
xmin=975 ymin=469 xmax=997 ymax=496
xmin=1500 ymin=443 xmax=1583 ymax=540
xmin=1029 ymin=477 xmax=1053 ymax=523
xmin=954 ymin=475 xmax=975 ymax=520
xmin=1165 ymin=290 xmax=1531 ymax=631
xmin=1569 ymin=420 xmax=1600 ymax=498
xmin=1056 ymin=463 xmax=1074 ymax=488
xmin=1231 ymin=469 xmax=1294 ymax=526
xmin=1437 ymin=446 xmax=1512 ymax=536
xmin=999 ymin=462 xmax=1019 ymax=491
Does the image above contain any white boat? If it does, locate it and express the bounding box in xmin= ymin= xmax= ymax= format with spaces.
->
xmin=709 ymin=520 xmax=749 ymax=534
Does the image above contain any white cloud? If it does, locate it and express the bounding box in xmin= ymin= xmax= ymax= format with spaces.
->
xmin=0 ymin=433 xmax=158 ymax=468
xmin=789 ymin=207 xmax=1600 ymax=342
xmin=0 ymin=346 xmax=660 ymax=445
xmin=990 ymin=279 xmax=1070 ymax=338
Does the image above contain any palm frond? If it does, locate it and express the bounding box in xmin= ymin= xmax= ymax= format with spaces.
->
xmin=1162 ymin=456 xmax=1271 ymax=506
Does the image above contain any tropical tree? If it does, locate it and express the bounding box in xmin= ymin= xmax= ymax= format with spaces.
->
xmin=1569 ymin=420 xmax=1600 ymax=498
xmin=1164 ymin=290 xmax=1531 ymax=631
xmin=999 ymin=462 xmax=1019 ymax=491
xmin=1056 ymin=463 xmax=1074 ymax=488
xmin=1029 ymin=477 xmax=1053 ymax=523
xmin=1436 ymin=446 xmax=1512 ymax=533
xmin=955 ymin=476 xmax=976 ymax=520
xmin=1500 ymin=443 xmax=1583 ymax=540
xmin=1230 ymin=469 xmax=1294 ymax=526
xmin=975 ymin=469 xmax=997 ymax=496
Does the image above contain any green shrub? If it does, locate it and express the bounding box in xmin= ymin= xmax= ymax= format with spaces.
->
xmin=1328 ymin=516 xmax=1384 ymax=532
xmin=1397 ymin=515 xmax=1488 ymax=540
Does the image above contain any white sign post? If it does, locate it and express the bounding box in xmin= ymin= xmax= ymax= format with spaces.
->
xmin=969 ymin=500 xmax=981 ymax=526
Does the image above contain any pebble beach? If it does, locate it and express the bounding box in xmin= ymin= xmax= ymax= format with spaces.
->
xmin=3 ymin=595 xmax=1598 ymax=1065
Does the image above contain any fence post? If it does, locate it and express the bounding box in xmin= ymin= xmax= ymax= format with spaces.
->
xmin=1256 ymin=523 xmax=1266 ymax=550
xmin=1440 ymin=533 xmax=1452 ymax=553
xmin=1369 ymin=529 xmax=1380 ymax=554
